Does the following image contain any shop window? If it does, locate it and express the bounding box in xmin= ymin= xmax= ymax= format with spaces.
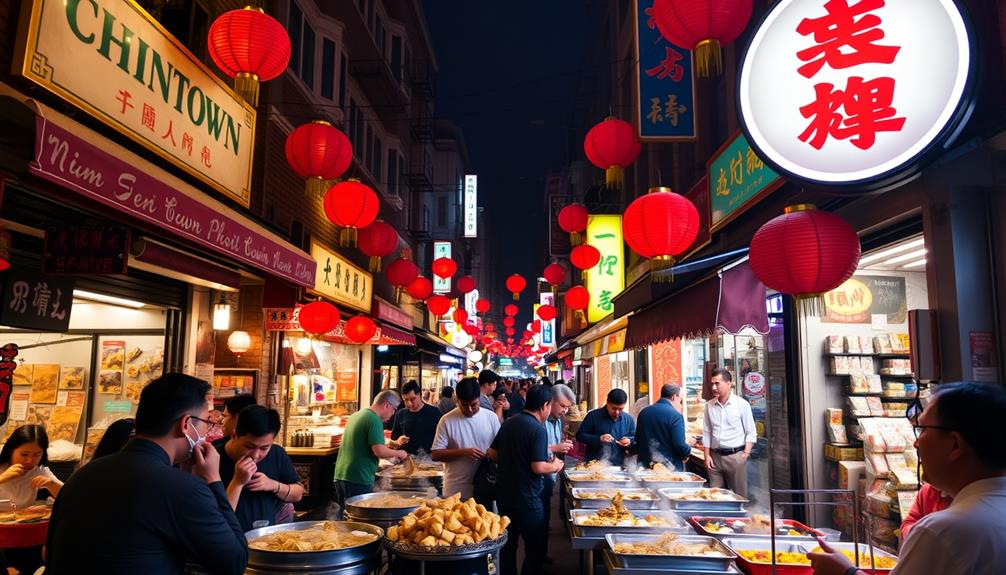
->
xmin=301 ymin=23 xmax=316 ymax=89
xmin=321 ymin=38 xmax=336 ymax=101
xmin=339 ymin=54 xmax=348 ymax=109
xmin=281 ymin=335 xmax=363 ymax=444
xmin=287 ymin=1 xmax=303 ymax=75
xmin=390 ymin=35 xmax=403 ymax=82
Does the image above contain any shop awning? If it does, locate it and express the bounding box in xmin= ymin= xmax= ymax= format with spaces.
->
xmin=377 ymin=324 xmax=416 ymax=346
xmin=573 ymin=314 xmax=629 ymax=360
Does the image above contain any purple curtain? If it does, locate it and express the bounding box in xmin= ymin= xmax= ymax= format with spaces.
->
xmin=716 ymin=262 xmax=769 ymax=335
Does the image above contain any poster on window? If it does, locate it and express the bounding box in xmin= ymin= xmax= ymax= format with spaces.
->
xmin=824 ymin=275 xmax=907 ymax=324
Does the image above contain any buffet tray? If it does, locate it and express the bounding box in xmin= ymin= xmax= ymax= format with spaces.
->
xmin=571 ymin=488 xmax=661 ymax=510
xmin=723 ymin=538 xmax=897 ymax=575
xmin=384 ymin=532 xmax=507 ymax=561
xmin=635 ymin=471 xmax=707 ymax=489
xmin=344 ymin=491 xmax=427 ymax=523
xmin=568 ymin=509 xmax=691 ymax=537
xmin=601 ymin=549 xmax=741 ymax=575
xmin=605 ymin=534 xmax=737 ymax=570
xmin=658 ymin=488 xmax=748 ymax=512
xmin=564 ymin=471 xmax=638 ymax=488
xmin=688 ymin=517 xmax=823 ymax=541
xmin=245 ymin=521 xmax=383 ymax=570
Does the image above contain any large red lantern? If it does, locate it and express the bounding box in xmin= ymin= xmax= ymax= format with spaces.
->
xmin=298 ymin=301 xmax=339 ymax=335
xmin=475 ymin=298 xmax=491 ymax=314
xmin=531 ymin=320 xmax=541 ymax=334
xmin=565 ymin=286 xmax=590 ymax=323
xmin=623 ymin=186 xmax=700 ymax=280
xmin=406 ymin=276 xmax=434 ymax=301
xmin=558 ymin=204 xmax=589 ymax=246
xmin=502 ymin=317 xmax=516 ymax=328
xmin=584 ymin=118 xmax=641 ymax=189
xmin=285 ymin=121 xmax=352 ymax=197
xmin=207 ymin=7 xmax=291 ymax=106
xmin=543 ymin=263 xmax=567 ymax=293
xmin=344 ymin=315 xmax=377 ymax=344
xmin=522 ymin=330 xmax=533 ymax=341
xmin=456 ymin=276 xmax=476 ymax=295
xmin=485 ymin=323 xmax=496 ymax=333
xmin=506 ymin=274 xmax=526 ymax=301
xmin=749 ymin=205 xmax=861 ymax=307
xmin=432 ymin=257 xmax=458 ymax=280
xmin=652 ymin=0 xmax=753 ymax=77
xmin=536 ymin=304 xmax=557 ymax=322
xmin=504 ymin=304 xmax=518 ymax=318
xmin=452 ymin=308 xmax=469 ymax=325
xmin=357 ymin=221 xmax=398 ymax=273
xmin=386 ymin=257 xmax=419 ymax=303
xmin=324 ymin=180 xmax=379 ymax=246
xmin=505 ymin=328 xmax=516 ymax=337
xmin=571 ymin=244 xmax=602 ymax=281
xmin=464 ymin=323 xmax=480 ymax=337
xmin=427 ymin=295 xmax=452 ymax=316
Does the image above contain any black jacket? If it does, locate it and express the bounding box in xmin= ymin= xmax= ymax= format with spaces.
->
xmin=45 ymin=438 xmax=247 ymax=575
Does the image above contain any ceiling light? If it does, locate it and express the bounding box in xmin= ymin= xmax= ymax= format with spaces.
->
xmin=901 ymin=259 xmax=927 ymax=269
xmin=859 ymin=238 xmax=925 ymax=265
xmin=72 ymin=290 xmax=145 ymax=309
xmin=883 ymin=248 xmax=927 ymax=266
xmin=212 ymin=302 xmax=231 ymax=330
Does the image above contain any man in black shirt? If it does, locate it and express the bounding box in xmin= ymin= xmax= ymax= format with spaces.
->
xmin=218 ymin=405 xmax=304 ymax=531
xmin=45 ymin=373 xmax=247 ymax=575
xmin=213 ymin=393 xmax=256 ymax=449
xmin=390 ymin=380 xmax=443 ymax=455
xmin=489 ymin=385 xmax=565 ymax=575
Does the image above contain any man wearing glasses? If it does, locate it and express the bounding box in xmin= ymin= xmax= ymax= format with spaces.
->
xmin=810 ymin=383 xmax=1006 ymax=575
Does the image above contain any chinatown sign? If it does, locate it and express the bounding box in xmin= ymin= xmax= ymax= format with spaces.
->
xmin=585 ymin=215 xmax=625 ymax=324
xmin=309 ymin=240 xmax=372 ymax=313
xmin=16 ymin=0 xmax=256 ymax=206
xmin=634 ymin=0 xmax=697 ymax=140
xmin=738 ymin=0 xmax=973 ymax=189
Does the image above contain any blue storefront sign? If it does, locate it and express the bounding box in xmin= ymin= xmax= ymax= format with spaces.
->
xmin=634 ymin=0 xmax=697 ymax=140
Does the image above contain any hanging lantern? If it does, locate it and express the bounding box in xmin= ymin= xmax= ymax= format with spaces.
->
xmin=506 ymin=274 xmax=526 ymax=300
xmin=432 ymin=257 xmax=458 ymax=280
xmin=565 ymin=286 xmax=590 ymax=324
xmin=357 ymin=221 xmax=398 ymax=273
xmin=542 ymin=263 xmax=566 ymax=294
xmin=285 ymin=121 xmax=352 ymax=197
xmin=406 ymin=276 xmax=434 ymax=301
xmin=623 ymin=186 xmax=700 ymax=281
xmin=226 ymin=330 xmax=251 ymax=356
xmin=571 ymin=244 xmax=602 ymax=282
xmin=427 ymin=295 xmax=452 ymax=316
xmin=531 ymin=320 xmax=541 ymax=334
xmin=557 ymin=204 xmax=589 ymax=246
xmin=456 ymin=275 xmax=476 ymax=295
xmin=652 ymin=0 xmax=754 ymax=78
xmin=504 ymin=304 xmax=519 ymax=317
xmin=536 ymin=304 xmax=557 ymax=322
xmin=345 ymin=315 xmax=378 ymax=344
xmin=463 ymin=323 xmax=480 ymax=337
xmin=207 ymin=7 xmax=291 ymax=106
xmin=505 ymin=328 xmax=516 ymax=337
xmin=475 ymin=298 xmax=491 ymax=314
xmin=485 ymin=323 xmax=496 ymax=333
xmin=386 ymin=257 xmax=419 ymax=303
xmin=452 ymin=308 xmax=469 ymax=325
xmin=324 ymin=180 xmax=379 ymax=247
xmin=584 ymin=118 xmax=641 ymax=189
xmin=502 ymin=317 xmax=516 ymax=328
xmin=298 ymin=301 xmax=340 ymax=335
xmin=749 ymin=204 xmax=861 ymax=313
xmin=522 ymin=330 xmax=533 ymax=341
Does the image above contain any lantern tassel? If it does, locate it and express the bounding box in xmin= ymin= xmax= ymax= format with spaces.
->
xmin=695 ymin=39 xmax=723 ymax=78
xmin=306 ymin=176 xmax=328 ymax=198
xmin=570 ymin=231 xmax=583 ymax=246
xmin=369 ymin=256 xmax=382 ymax=273
xmin=512 ymin=292 xmax=520 ymax=301
xmin=798 ymin=294 xmax=826 ymax=318
xmin=575 ymin=310 xmax=586 ymax=326
xmin=394 ymin=286 xmax=403 ymax=304
xmin=234 ymin=72 xmax=261 ymax=107
xmin=339 ymin=227 xmax=358 ymax=247
xmin=651 ymin=256 xmax=675 ymax=283
xmin=605 ymin=166 xmax=624 ymax=189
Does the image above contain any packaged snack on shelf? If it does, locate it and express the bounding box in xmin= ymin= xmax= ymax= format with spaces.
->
xmin=839 ymin=460 xmax=867 ymax=490
xmin=874 ymin=334 xmax=894 ymax=354
xmin=891 ymin=467 xmax=920 ymax=489
xmin=866 ymin=491 xmax=894 ymax=517
xmin=882 ymin=381 xmax=906 ymax=398
xmin=867 ymin=515 xmax=900 ymax=545
xmin=859 ymin=336 xmax=875 ymax=354
xmin=832 ymin=355 xmax=851 ymax=374
xmin=903 ymin=448 xmax=919 ymax=470
xmin=897 ymin=333 xmax=911 ymax=352
xmin=846 ymin=335 xmax=862 ymax=353
xmin=849 ymin=356 xmax=864 ymax=371
xmin=884 ymin=402 xmax=909 ymax=417
xmin=866 ymin=452 xmax=890 ymax=477
xmin=827 ymin=407 xmax=844 ymax=426
xmin=868 ymin=375 xmax=883 ymax=393
xmin=826 ymin=444 xmax=864 ymax=461
xmin=847 ymin=396 xmax=870 ymax=416
xmin=850 ymin=373 xmax=870 ymax=394
xmin=896 ymin=491 xmax=919 ymax=522
xmin=889 ymin=333 xmax=906 ymax=352
xmin=861 ymin=358 xmax=876 ymax=375
xmin=867 ymin=397 xmax=885 ymax=416
xmin=880 ymin=429 xmax=907 ymax=452
xmin=828 ymin=335 xmax=846 ymax=354
xmin=828 ymin=425 xmax=850 ymax=444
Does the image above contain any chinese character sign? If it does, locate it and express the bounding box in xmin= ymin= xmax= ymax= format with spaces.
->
xmin=0 ymin=270 xmax=75 ymax=332
xmin=539 ymin=292 xmax=556 ymax=348
xmin=708 ymin=133 xmax=783 ymax=230
xmin=585 ymin=215 xmax=625 ymax=324
xmin=309 ymin=241 xmax=373 ymax=313
xmin=739 ymin=0 xmax=973 ymax=187
xmin=635 ymin=0 xmax=697 ymax=140
xmin=464 ymin=175 xmax=478 ymax=238
xmin=432 ymin=242 xmax=452 ymax=294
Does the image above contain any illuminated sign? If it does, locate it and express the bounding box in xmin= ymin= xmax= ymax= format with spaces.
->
xmin=465 ymin=288 xmax=479 ymax=319
xmin=433 ymin=241 xmax=452 ymax=293
xmin=309 ymin=241 xmax=372 ymax=312
xmin=464 ymin=175 xmax=478 ymax=238
xmin=539 ymin=292 xmax=555 ymax=348
xmin=585 ymin=215 xmax=625 ymax=323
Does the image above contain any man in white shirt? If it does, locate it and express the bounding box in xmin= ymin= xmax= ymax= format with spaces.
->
xmin=431 ymin=377 xmax=500 ymax=501
xmin=702 ymin=368 xmax=756 ymax=498
xmin=810 ymin=383 xmax=1006 ymax=575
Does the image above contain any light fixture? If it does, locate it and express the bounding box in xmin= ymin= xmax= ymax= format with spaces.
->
xmin=469 ymin=350 xmax=483 ymax=363
xmin=295 ymin=337 xmax=312 ymax=355
xmin=882 ymin=248 xmax=927 ymax=267
xmin=212 ymin=293 xmax=231 ymax=331
xmin=227 ymin=330 xmax=251 ymax=356
xmin=859 ymin=238 xmax=925 ymax=266
xmin=901 ymin=259 xmax=927 ymax=269
xmin=377 ymin=345 xmax=389 ymax=352
xmin=72 ymin=289 xmax=146 ymax=309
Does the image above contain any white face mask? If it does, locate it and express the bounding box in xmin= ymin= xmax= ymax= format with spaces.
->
xmin=184 ymin=418 xmax=209 ymax=459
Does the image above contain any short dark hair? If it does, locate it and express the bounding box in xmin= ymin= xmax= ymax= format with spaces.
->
xmin=0 ymin=424 xmax=49 ymax=466
xmin=660 ymin=384 xmax=682 ymax=399
xmin=491 ymin=387 xmax=509 ymax=400
xmin=225 ymin=393 xmax=256 ymax=416
xmin=457 ymin=377 xmax=481 ymax=401
xmin=711 ymin=368 xmax=733 ymax=382
xmin=934 ymin=383 xmax=1006 ymax=470
xmin=235 ymin=405 xmax=282 ymax=438
xmin=540 ymin=376 xmax=552 ymax=387
xmin=607 ymin=388 xmax=628 ymax=405
xmin=134 ymin=373 xmax=211 ymax=437
xmin=401 ymin=380 xmax=422 ymax=396
xmin=92 ymin=418 xmax=135 ymax=460
xmin=524 ymin=384 xmax=553 ymax=411
xmin=441 ymin=386 xmax=454 ymax=398
xmin=478 ymin=369 xmax=499 ymax=386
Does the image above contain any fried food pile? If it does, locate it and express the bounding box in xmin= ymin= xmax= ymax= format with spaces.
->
xmin=386 ymin=494 xmax=510 ymax=548
xmin=248 ymin=522 xmax=378 ymax=552
xmin=579 ymin=493 xmax=667 ymax=527
xmin=577 ymin=489 xmax=654 ymax=501
xmin=612 ymin=533 xmax=726 ymax=556
xmin=354 ymin=493 xmax=426 ymax=508
xmin=574 ymin=459 xmax=610 ymax=471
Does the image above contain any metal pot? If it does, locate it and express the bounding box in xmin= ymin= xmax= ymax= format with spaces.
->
xmin=243 ymin=521 xmax=383 ymax=573
xmin=344 ymin=491 xmax=428 ymax=525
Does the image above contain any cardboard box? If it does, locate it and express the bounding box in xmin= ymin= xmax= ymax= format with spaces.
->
xmin=825 ymin=443 xmax=865 ymax=461
xmin=839 ymin=460 xmax=867 ymax=490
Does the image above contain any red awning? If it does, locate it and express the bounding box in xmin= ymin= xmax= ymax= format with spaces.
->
xmin=320 ymin=320 xmax=416 ymax=346
xmin=624 ymin=275 xmax=720 ymax=349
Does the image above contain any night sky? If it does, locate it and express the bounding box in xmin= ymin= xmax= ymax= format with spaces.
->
xmin=422 ymin=1 xmax=595 ymax=326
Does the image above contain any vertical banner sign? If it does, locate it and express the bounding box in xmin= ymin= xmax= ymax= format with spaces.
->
xmin=585 ymin=215 xmax=625 ymax=324
xmin=433 ymin=241 xmax=452 ymax=293
xmin=539 ymin=292 xmax=556 ymax=348
xmin=465 ymin=289 xmax=479 ymax=320
xmin=634 ymin=0 xmax=697 ymax=140
xmin=463 ymin=175 xmax=478 ymax=238
xmin=708 ymin=132 xmax=783 ymax=231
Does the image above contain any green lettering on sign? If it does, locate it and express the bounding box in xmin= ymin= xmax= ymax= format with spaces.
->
xmin=708 ymin=133 xmax=783 ymax=231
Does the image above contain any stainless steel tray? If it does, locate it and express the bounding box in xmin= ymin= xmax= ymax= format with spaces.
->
xmin=564 ymin=471 xmax=637 ymax=488
xmin=570 ymin=488 xmax=660 ymax=510
xmin=688 ymin=516 xmax=823 ymax=541
xmin=605 ymin=533 xmax=737 ymax=570
xmin=245 ymin=521 xmax=383 ymax=570
xmin=635 ymin=471 xmax=706 ymax=489
xmin=601 ymin=549 xmax=741 ymax=575
xmin=658 ymin=488 xmax=748 ymax=512
xmin=343 ymin=491 xmax=428 ymax=523
xmin=384 ymin=532 xmax=508 ymax=561
xmin=568 ymin=509 xmax=691 ymax=537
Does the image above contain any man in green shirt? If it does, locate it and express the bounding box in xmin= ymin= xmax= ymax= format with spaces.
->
xmin=333 ymin=390 xmax=407 ymax=518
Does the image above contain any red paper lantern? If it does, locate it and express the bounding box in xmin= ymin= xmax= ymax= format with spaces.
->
xmin=475 ymin=299 xmax=491 ymax=314
xmin=536 ymin=304 xmax=557 ymax=322
xmin=285 ymin=121 xmax=352 ymax=196
xmin=207 ymin=7 xmax=290 ymax=106
xmin=542 ymin=263 xmax=567 ymax=291
xmin=506 ymin=274 xmax=526 ymax=300
xmin=505 ymin=329 xmax=515 ymax=337
xmin=485 ymin=323 xmax=496 ymax=333
xmin=522 ymin=330 xmax=533 ymax=341
xmin=504 ymin=304 xmax=519 ymax=317
xmin=584 ymin=118 xmax=641 ymax=189
xmin=557 ymin=204 xmax=589 ymax=245
xmin=344 ymin=315 xmax=377 ymax=344
xmin=565 ymin=286 xmax=590 ymax=311
xmin=406 ymin=276 xmax=434 ymax=301
xmin=456 ymin=276 xmax=476 ymax=295
xmin=464 ymin=324 xmax=480 ymax=337
xmin=571 ymin=244 xmax=601 ymax=273
xmin=432 ymin=257 xmax=458 ymax=279
xmin=357 ymin=221 xmax=398 ymax=273
xmin=507 ymin=338 xmax=514 ymax=344
xmin=652 ymin=0 xmax=753 ymax=77
xmin=503 ymin=317 xmax=516 ymax=328
xmin=452 ymin=308 xmax=469 ymax=325
xmin=749 ymin=204 xmax=861 ymax=300
xmin=298 ymin=301 xmax=339 ymax=335
xmin=324 ymin=180 xmax=379 ymax=246
xmin=623 ymin=186 xmax=700 ymax=279
xmin=386 ymin=258 xmax=420 ymax=303
xmin=531 ymin=320 xmax=541 ymax=334
xmin=427 ymin=295 xmax=452 ymax=316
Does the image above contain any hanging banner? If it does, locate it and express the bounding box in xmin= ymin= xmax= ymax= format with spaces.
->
xmin=708 ymin=131 xmax=784 ymax=232
xmin=463 ymin=175 xmax=478 ymax=238
xmin=585 ymin=215 xmax=625 ymax=324
xmin=634 ymin=0 xmax=697 ymax=140
xmin=309 ymin=241 xmax=372 ymax=313
xmin=432 ymin=241 xmax=452 ymax=293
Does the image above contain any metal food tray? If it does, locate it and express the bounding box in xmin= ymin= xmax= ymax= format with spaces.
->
xmin=635 ymin=471 xmax=707 ymax=489
xmin=245 ymin=521 xmax=383 ymax=570
xmin=605 ymin=533 xmax=737 ymax=570
xmin=383 ymin=531 xmax=508 ymax=561
xmin=568 ymin=509 xmax=691 ymax=537
xmin=688 ymin=516 xmax=823 ymax=541
xmin=344 ymin=491 xmax=428 ymax=523
xmin=570 ymin=488 xmax=661 ymax=510
xmin=564 ymin=471 xmax=638 ymax=488
xmin=722 ymin=538 xmax=812 ymax=575
xmin=659 ymin=488 xmax=748 ymax=512
xmin=601 ymin=549 xmax=741 ymax=575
